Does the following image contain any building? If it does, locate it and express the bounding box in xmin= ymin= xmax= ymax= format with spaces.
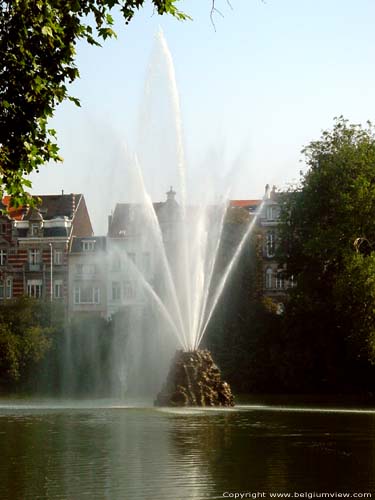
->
xmin=0 ymin=193 xmax=93 ymax=306
xmin=105 ymin=190 xmax=179 ymax=317
xmin=230 ymin=184 xmax=292 ymax=307
xmin=68 ymin=236 xmax=107 ymax=318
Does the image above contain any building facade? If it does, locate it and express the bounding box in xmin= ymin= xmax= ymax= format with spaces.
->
xmin=68 ymin=236 xmax=107 ymax=318
xmin=230 ymin=184 xmax=292 ymax=308
xmin=0 ymin=193 xmax=93 ymax=306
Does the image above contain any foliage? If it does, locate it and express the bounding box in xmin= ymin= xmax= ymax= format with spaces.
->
xmin=205 ymin=211 xmax=283 ymax=393
xmin=0 ymin=0 xmax=189 ymax=207
xmin=278 ymin=117 xmax=375 ymax=391
xmin=0 ymin=297 xmax=60 ymax=387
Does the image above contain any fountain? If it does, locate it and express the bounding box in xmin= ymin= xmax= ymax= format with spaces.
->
xmin=104 ymin=31 xmax=263 ymax=406
xmin=64 ymin=30 xmax=262 ymax=405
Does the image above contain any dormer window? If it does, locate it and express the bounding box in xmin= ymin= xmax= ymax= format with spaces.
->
xmin=266 ymin=206 xmax=280 ymax=221
xmin=30 ymin=223 xmax=40 ymax=236
xmin=82 ymin=240 xmax=95 ymax=252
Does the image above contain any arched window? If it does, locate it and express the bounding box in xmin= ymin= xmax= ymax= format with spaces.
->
xmin=265 ymin=268 xmax=273 ymax=289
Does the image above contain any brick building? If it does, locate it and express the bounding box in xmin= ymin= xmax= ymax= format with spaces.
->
xmin=230 ymin=184 xmax=291 ymax=308
xmin=0 ymin=193 xmax=93 ymax=305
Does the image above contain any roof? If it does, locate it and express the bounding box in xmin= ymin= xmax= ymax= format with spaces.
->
xmin=2 ymin=194 xmax=83 ymax=220
xmin=230 ymin=199 xmax=261 ymax=208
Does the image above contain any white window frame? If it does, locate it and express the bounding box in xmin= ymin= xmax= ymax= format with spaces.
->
xmin=266 ymin=230 xmax=276 ymax=258
xmin=54 ymin=280 xmax=63 ymax=299
xmin=112 ymin=281 xmax=121 ymax=301
xmin=82 ymin=240 xmax=95 ymax=252
xmin=123 ymin=280 xmax=135 ymax=300
xmin=27 ymin=280 xmax=43 ymax=298
xmin=265 ymin=268 xmax=273 ymax=289
xmin=266 ymin=205 xmax=279 ymax=221
xmin=54 ymin=250 xmax=63 ymax=265
xmin=6 ymin=278 xmax=12 ymax=299
xmin=0 ymin=249 xmax=7 ymax=266
xmin=74 ymin=285 xmax=100 ymax=305
xmin=30 ymin=223 xmax=40 ymax=236
xmin=29 ymin=248 xmax=40 ymax=265
xmin=275 ymin=271 xmax=285 ymax=289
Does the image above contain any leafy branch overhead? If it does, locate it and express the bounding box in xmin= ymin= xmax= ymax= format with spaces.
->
xmin=0 ymin=0 xmax=190 ymax=207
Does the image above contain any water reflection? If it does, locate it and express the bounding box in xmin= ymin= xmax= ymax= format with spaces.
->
xmin=0 ymin=406 xmax=374 ymax=499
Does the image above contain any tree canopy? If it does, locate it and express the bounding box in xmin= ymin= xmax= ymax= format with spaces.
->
xmin=278 ymin=117 xmax=375 ymax=391
xmin=0 ymin=0 xmax=189 ymax=206
xmin=0 ymin=297 xmax=62 ymax=386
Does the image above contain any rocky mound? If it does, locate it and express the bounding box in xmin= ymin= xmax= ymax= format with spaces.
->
xmin=154 ymin=349 xmax=234 ymax=407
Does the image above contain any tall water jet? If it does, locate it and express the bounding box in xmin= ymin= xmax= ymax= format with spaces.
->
xmin=114 ymin=32 xmax=262 ymax=405
xmin=64 ymin=31 xmax=261 ymax=404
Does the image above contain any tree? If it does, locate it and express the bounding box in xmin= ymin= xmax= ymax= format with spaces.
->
xmin=279 ymin=117 xmax=375 ymax=391
xmin=0 ymin=0 xmax=189 ymax=206
xmin=0 ymin=297 xmax=61 ymax=388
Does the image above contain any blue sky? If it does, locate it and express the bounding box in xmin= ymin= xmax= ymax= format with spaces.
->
xmin=30 ymin=0 xmax=375 ymax=233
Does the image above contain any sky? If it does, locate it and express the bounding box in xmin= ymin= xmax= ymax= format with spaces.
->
xmin=30 ymin=0 xmax=375 ymax=234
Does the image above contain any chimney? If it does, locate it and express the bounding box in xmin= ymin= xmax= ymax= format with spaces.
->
xmin=71 ymin=193 xmax=76 ymax=215
xmin=264 ymin=184 xmax=270 ymax=200
xmin=108 ymin=214 xmax=113 ymax=234
xmin=166 ymin=186 xmax=176 ymax=203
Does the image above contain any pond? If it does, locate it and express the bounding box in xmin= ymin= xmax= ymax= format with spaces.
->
xmin=0 ymin=399 xmax=374 ymax=499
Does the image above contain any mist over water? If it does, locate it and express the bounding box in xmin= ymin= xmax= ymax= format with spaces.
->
xmin=61 ymin=30 xmax=261 ymax=399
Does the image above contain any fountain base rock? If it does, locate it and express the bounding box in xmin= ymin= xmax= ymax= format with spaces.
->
xmin=154 ymin=349 xmax=235 ymax=407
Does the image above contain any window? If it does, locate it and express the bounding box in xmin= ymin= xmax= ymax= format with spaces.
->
xmin=54 ymin=250 xmax=63 ymax=265
xmin=29 ymin=249 xmax=40 ymax=265
xmin=275 ymin=271 xmax=285 ymax=289
xmin=142 ymin=252 xmax=150 ymax=274
xmin=75 ymin=264 xmax=95 ymax=274
xmin=82 ymin=240 xmax=95 ymax=252
xmin=27 ymin=280 xmax=43 ymax=298
xmin=0 ymin=223 xmax=7 ymax=234
xmin=266 ymin=206 xmax=279 ymax=221
xmin=266 ymin=231 xmax=276 ymax=258
xmin=112 ymin=281 xmax=121 ymax=301
xmin=30 ymin=223 xmax=40 ymax=236
xmin=0 ymin=249 xmax=7 ymax=266
xmin=0 ymin=281 xmax=4 ymax=299
xmin=83 ymin=264 xmax=96 ymax=274
xmin=123 ymin=281 xmax=135 ymax=299
xmin=289 ymin=275 xmax=296 ymax=288
xmin=111 ymin=256 xmax=121 ymax=271
xmin=265 ymin=268 xmax=273 ymax=289
xmin=54 ymin=280 xmax=63 ymax=299
xmin=74 ymin=285 xmax=100 ymax=304
xmin=127 ymin=252 xmax=136 ymax=265
xmin=6 ymin=278 xmax=12 ymax=299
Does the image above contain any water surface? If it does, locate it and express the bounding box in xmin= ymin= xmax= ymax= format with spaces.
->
xmin=0 ymin=400 xmax=374 ymax=499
